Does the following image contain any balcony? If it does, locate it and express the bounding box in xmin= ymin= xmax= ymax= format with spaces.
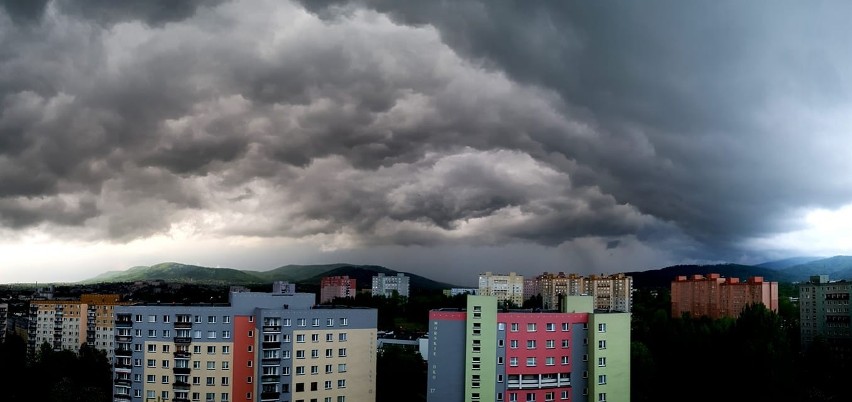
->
xmin=262 ymin=325 xmax=281 ymax=333
xmin=261 ymin=357 xmax=281 ymax=365
xmin=172 ymin=381 xmax=191 ymax=391
xmin=260 ymin=392 xmax=281 ymax=401
xmin=173 ymin=351 xmax=192 ymax=359
xmin=174 ymin=399 xmax=191 ymax=402
xmin=115 ymin=362 xmax=132 ymax=369
xmin=173 ymin=367 xmax=191 ymax=375
xmin=262 ymin=341 xmax=281 ymax=349
xmin=261 ymin=375 xmax=280 ymax=383
xmin=174 ymin=321 xmax=193 ymax=329
xmin=174 ymin=337 xmax=192 ymax=344
xmin=115 ymin=349 xmax=133 ymax=357
xmin=113 ymin=394 xmax=131 ymax=401
xmin=115 ymin=320 xmax=133 ymax=328
xmin=113 ymin=378 xmax=132 ymax=387
xmin=115 ymin=335 xmax=133 ymax=343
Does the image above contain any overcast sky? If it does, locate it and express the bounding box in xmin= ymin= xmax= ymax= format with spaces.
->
xmin=2 ymin=0 xmax=852 ymax=285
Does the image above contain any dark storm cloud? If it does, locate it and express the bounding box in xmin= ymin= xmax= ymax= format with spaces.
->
xmin=300 ymin=0 xmax=852 ymax=258
xmin=1 ymin=0 xmax=849 ymax=265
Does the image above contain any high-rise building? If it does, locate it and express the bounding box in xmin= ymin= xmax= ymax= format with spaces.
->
xmin=671 ymin=274 xmax=778 ymax=319
xmin=478 ymin=272 xmax=524 ymax=306
xmin=0 ymin=303 xmax=7 ymax=343
xmin=371 ymin=273 xmax=410 ymax=298
xmin=800 ymin=275 xmax=852 ymax=349
xmin=443 ymin=288 xmax=478 ymax=297
xmin=320 ymin=276 xmax=357 ymax=304
xmin=524 ymin=273 xmax=633 ymax=312
xmin=112 ymin=283 xmax=377 ymax=402
xmin=28 ymin=294 xmax=128 ymax=359
xmin=427 ymin=295 xmax=630 ymax=402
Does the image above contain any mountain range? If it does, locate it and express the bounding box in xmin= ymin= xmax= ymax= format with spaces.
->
xmin=81 ymin=255 xmax=852 ymax=291
xmin=83 ymin=262 xmax=456 ymax=291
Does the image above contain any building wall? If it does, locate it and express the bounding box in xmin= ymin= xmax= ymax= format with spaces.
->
xmin=800 ymin=276 xmax=852 ymax=348
xmin=371 ymin=274 xmax=410 ymax=298
xmin=478 ymin=273 xmax=524 ymax=306
xmin=588 ymin=313 xmax=630 ymax=402
xmin=464 ymin=296 xmax=497 ymax=402
xmin=427 ymin=311 xmax=467 ymax=402
xmin=320 ymin=276 xmax=357 ymax=304
xmin=672 ymin=274 xmax=778 ymax=319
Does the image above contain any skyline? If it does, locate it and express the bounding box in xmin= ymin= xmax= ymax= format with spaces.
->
xmin=3 ymin=1 xmax=852 ymax=283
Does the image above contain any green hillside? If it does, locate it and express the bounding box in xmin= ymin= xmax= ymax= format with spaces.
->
xmin=82 ymin=262 xmax=261 ymax=284
xmin=625 ymin=263 xmax=795 ymax=288
xmin=781 ymin=255 xmax=852 ymax=281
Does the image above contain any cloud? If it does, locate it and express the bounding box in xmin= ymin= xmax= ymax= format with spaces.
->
xmin=2 ymin=0 xmax=852 ymax=280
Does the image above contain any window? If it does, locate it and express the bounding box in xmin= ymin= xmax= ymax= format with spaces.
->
xmin=135 ymin=314 xmax=143 ymax=322
xmin=326 ymin=349 xmax=333 ymax=358
xmin=598 ymin=357 xmax=606 ymax=367
xmin=193 ymin=361 xmax=201 ymax=369
xmin=546 ymin=323 xmax=555 ymax=332
xmin=297 ymin=334 xmax=305 ymax=343
xmin=223 ymin=316 xmax=231 ymax=324
xmin=526 ymin=392 xmax=536 ymax=401
xmin=134 ymin=374 xmax=142 ymax=382
xmin=325 ymin=333 xmax=334 ymax=342
xmin=598 ymin=393 xmax=606 ymax=402
xmin=510 ymin=393 xmax=518 ymax=402
xmin=207 ymin=361 xmax=215 ymax=370
xmin=325 ymin=380 xmax=333 ymax=390
xmin=527 ymin=323 xmax=537 ymax=332
xmin=162 ymin=375 xmax=169 ymax=384
xmin=312 ymin=318 xmax=320 ymax=327
xmin=311 ymin=334 xmax=320 ymax=343
xmin=598 ymin=323 xmax=606 ymax=333
xmin=223 ymin=331 xmax=231 ymax=339
xmin=311 ymin=366 xmax=319 ymax=375
xmin=509 ymin=357 xmax=518 ymax=367
xmin=208 ymin=316 xmax=216 ymax=324
xmin=222 ymin=361 xmax=229 ymax=370
xmin=338 ymin=348 xmax=347 ymax=357
xmin=561 ymin=391 xmax=569 ymax=400
xmin=283 ymin=318 xmax=291 ymax=326
xmin=208 ymin=346 xmax=216 ymax=354
xmin=326 ymin=318 xmax=334 ymax=327
xmin=194 ymin=330 xmax=202 ymax=339
xmin=511 ymin=323 xmax=519 ymax=332
xmin=148 ymin=344 xmax=157 ymax=353
xmin=598 ymin=340 xmax=606 ymax=350
xmin=510 ymin=340 xmax=518 ymax=349
xmin=339 ymin=333 xmax=347 ymax=342
xmin=338 ymin=363 xmax=347 ymax=373
xmin=147 ymin=375 xmax=155 ymax=383
xmin=598 ymin=375 xmax=607 ymax=385
xmin=297 ymin=350 xmax=305 ymax=359
xmin=222 ymin=346 xmax=230 ymax=354
xmin=148 ymin=315 xmax=156 ymax=323
xmin=546 ymin=357 xmax=555 ymax=366
xmin=498 ymin=339 xmax=505 ymax=347
xmin=526 ymin=357 xmax=536 ymax=367
xmin=163 ymin=315 xmax=171 ymax=323
xmin=337 ymin=379 xmax=346 ymax=388
xmin=283 ymin=367 xmax=290 ymax=375
xmin=561 ymin=340 xmax=569 ymax=348
xmin=545 ymin=392 xmax=555 ymax=401
xmin=162 ymin=345 xmax=171 ymax=353
xmin=498 ymin=322 xmax=505 ymax=331
xmin=296 ymin=366 xmax=305 ymax=375
xmin=527 ymin=340 xmax=536 ymax=349
xmin=194 ymin=315 xmax=202 ymax=324
xmin=562 ymin=323 xmax=570 ymax=331
xmin=297 ymin=318 xmax=307 ymax=327
xmin=283 ymin=350 xmax=291 ymax=359
xmin=148 ymin=330 xmax=156 ymax=337
xmin=206 ymin=377 xmax=215 ymax=386
xmin=340 ymin=318 xmax=348 ymax=326
xmin=561 ymin=356 xmax=569 ymax=365
xmin=147 ymin=391 xmax=155 ymax=399
xmin=325 ymin=364 xmax=333 ymax=373
xmin=498 ymin=357 xmax=504 ymax=365
xmin=221 ymin=393 xmax=229 ymax=401
xmin=248 ymin=330 xmax=254 ymax=338
xmin=546 ymin=340 xmax=555 ymax=349
xmin=147 ymin=359 xmax=156 ymax=368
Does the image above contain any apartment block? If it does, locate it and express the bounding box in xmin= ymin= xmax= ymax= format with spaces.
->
xmin=671 ymin=274 xmax=778 ymax=319
xmin=525 ymin=274 xmax=633 ymax=312
xmin=113 ymin=283 xmax=377 ymax=402
xmin=371 ymin=273 xmax=410 ymax=298
xmin=443 ymin=288 xmax=478 ymax=297
xmin=0 ymin=303 xmax=7 ymax=343
xmin=320 ymin=276 xmax=357 ymax=304
xmin=28 ymin=294 xmax=127 ymax=359
xmin=427 ymin=295 xmax=630 ymax=402
xmin=478 ymin=272 xmax=525 ymax=307
xmin=800 ymin=275 xmax=852 ymax=348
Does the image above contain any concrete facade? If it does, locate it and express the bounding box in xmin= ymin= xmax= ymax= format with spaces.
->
xmin=371 ymin=273 xmax=410 ymax=298
xmin=29 ymin=294 xmax=128 ymax=359
xmin=800 ymin=275 xmax=852 ymax=348
xmin=528 ymin=273 xmax=633 ymax=312
xmin=671 ymin=274 xmax=778 ymax=319
xmin=112 ymin=285 xmax=377 ymax=402
xmin=428 ymin=295 xmax=630 ymax=402
xmin=320 ymin=276 xmax=357 ymax=304
xmin=478 ymin=273 xmax=525 ymax=306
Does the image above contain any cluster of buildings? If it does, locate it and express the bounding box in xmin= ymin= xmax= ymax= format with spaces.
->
xmin=670 ymin=274 xmax=779 ymax=319
xmin=478 ymin=272 xmax=634 ymax=313
xmin=800 ymin=275 xmax=852 ymax=350
xmin=427 ymin=295 xmax=630 ymax=402
xmin=318 ymin=273 xmax=411 ymax=304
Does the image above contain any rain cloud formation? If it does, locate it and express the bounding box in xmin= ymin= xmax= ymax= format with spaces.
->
xmin=2 ymin=0 xmax=852 ymax=282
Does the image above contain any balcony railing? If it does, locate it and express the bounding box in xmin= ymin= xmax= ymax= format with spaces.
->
xmin=173 ymin=351 xmax=191 ymax=359
xmin=115 ymin=349 xmax=133 ymax=357
xmin=261 ymin=357 xmax=281 ymax=365
xmin=174 ymin=322 xmax=193 ymax=329
xmin=262 ymin=341 xmax=281 ymax=349
xmin=173 ymin=367 xmax=191 ymax=375
xmin=261 ymin=375 xmax=280 ymax=383
xmin=262 ymin=325 xmax=281 ymax=333
xmin=115 ymin=320 xmax=133 ymax=327
xmin=115 ymin=335 xmax=133 ymax=343
xmin=260 ymin=392 xmax=281 ymax=401
xmin=113 ymin=378 xmax=132 ymax=387
xmin=174 ymin=337 xmax=192 ymax=344
xmin=172 ymin=381 xmax=191 ymax=391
